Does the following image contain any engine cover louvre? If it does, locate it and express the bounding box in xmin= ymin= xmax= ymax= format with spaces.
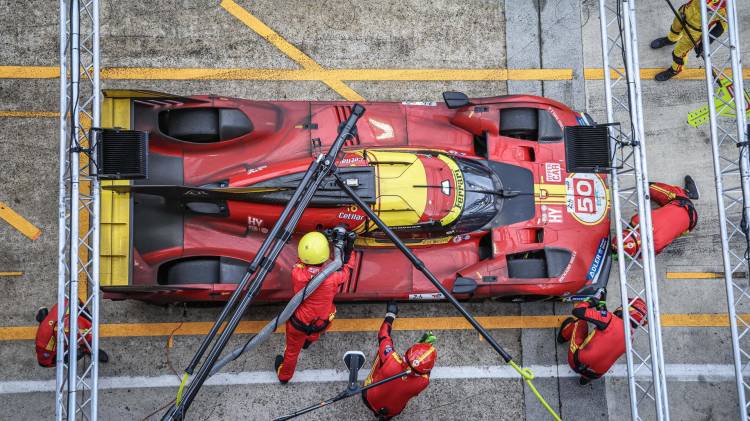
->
xmin=94 ymin=128 xmax=149 ymax=179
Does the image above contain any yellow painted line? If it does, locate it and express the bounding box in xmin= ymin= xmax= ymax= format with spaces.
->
xmin=0 ymin=272 xmax=23 ymax=276
xmin=0 ymin=65 xmax=59 ymax=78
xmin=3 ymin=65 xmax=747 ymax=81
xmin=666 ymin=271 xmax=746 ymax=279
xmin=0 ymin=314 xmax=744 ymax=341
xmin=219 ymin=0 xmax=364 ymax=101
xmin=0 ymin=202 xmax=41 ymax=240
xmin=0 ymin=110 xmax=58 ymax=118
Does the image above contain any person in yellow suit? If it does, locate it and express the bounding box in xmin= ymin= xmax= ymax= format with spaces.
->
xmin=650 ymin=0 xmax=727 ymax=81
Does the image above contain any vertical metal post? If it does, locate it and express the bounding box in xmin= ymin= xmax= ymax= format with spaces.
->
xmin=699 ymin=0 xmax=750 ymax=419
xmin=56 ymin=0 xmax=100 ymax=419
xmin=597 ymin=1 xmax=670 ymax=419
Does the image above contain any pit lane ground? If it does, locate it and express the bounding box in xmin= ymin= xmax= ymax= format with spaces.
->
xmin=0 ymin=1 xmax=749 ymax=419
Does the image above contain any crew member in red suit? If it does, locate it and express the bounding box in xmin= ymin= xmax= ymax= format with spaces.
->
xmin=557 ymin=295 xmax=647 ymax=385
xmin=275 ymin=231 xmax=355 ymax=383
xmin=362 ymin=302 xmax=437 ymax=419
xmin=620 ymin=176 xmax=699 ymax=257
xmin=35 ymin=302 xmax=109 ymax=367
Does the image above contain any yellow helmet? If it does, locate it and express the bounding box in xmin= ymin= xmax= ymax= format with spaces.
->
xmin=297 ymin=232 xmax=329 ymax=265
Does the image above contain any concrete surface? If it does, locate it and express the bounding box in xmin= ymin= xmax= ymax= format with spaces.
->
xmin=1 ymin=0 xmax=750 ymax=420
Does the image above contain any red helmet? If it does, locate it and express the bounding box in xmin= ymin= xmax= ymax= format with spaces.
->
xmin=621 ymin=229 xmax=641 ymax=257
xmin=626 ymin=297 xmax=648 ymax=327
xmin=405 ymin=343 xmax=437 ymax=375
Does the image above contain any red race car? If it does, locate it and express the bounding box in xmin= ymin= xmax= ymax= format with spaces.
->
xmin=98 ymin=90 xmax=612 ymax=304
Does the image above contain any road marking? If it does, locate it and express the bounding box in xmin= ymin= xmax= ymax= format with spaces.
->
xmin=0 ymin=363 xmax=736 ymax=394
xmin=0 ymin=202 xmax=41 ymax=240
xmin=219 ymin=0 xmax=364 ymax=101
xmin=667 ymin=271 xmax=746 ymax=279
xmin=0 ymin=313 xmax=743 ymax=341
xmin=2 ymin=65 xmax=747 ymax=81
xmin=0 ymin=272 xmax=23 ymax=276
xmin=0 ymin=110 xmax=58 ymax=118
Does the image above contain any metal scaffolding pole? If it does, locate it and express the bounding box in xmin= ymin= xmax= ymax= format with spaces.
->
xmin=56 ymin=0 xmax=101 ymax=419
xmin=597 ymin=1 xmax=670 ymax=419
xmin=699 ymin=1 xmax=749 ymax=419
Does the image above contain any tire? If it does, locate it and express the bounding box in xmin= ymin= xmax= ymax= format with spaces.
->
xmin=500 ymin=108 xmax=538 ymax=140
xmin=507 ymin=257 xmax=548 ymax=278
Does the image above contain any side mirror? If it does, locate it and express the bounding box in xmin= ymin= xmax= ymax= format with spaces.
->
xmin=343 ymin=351 xmax=366 ymax=391
xmin=443 ymin=91 xmax=471 ymax=109
xmin=452 ymin=277 xmax=478 ymax=294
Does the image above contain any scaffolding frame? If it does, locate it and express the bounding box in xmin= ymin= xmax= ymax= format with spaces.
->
xmin=597 ymin=1 xmax=670 ymax=419
xmin=699 ymin=1 xmax=750 ymax=419
xmin=56 ymin=0 xmax=101 ymax=420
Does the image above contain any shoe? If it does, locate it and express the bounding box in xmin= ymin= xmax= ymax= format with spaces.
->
xmin=579 ymin=376 xmax=592 ymax=386
xmin=684 ymin=175 xmax=700 ymax=200
xmin=274 ymin=355 xmax=288 ymax=384
xmin=650 ymin=37 xmax=676 ymax=49
xmin=556 ymin=317 xmax=576 ymax=344
xmin=302 ymin=340 xmax=312 ymax=350
xmin=98 ymin=350 xmax=109 ymax=363
xmin=655 ymin=68 xmax=679 ymax=82
xmin=35 ymin=307 xmax=49 ymax=323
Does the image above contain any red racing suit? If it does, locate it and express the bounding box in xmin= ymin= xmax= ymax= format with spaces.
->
xmin=276 ymin=259 xmax=354 ymax=382
xmin=35 ymin=303 xmax=93 ymax=367
xmin=621 ymin=182 xmax=698 ymax=256
xmin=362 ymin=317 xmax=431 ymax=419
xmin=559 ymin=301 xmax=628 ymax=380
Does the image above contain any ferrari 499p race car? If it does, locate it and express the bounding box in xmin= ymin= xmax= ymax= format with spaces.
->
xmin=98 ymin=90 xmax=612 ymax=304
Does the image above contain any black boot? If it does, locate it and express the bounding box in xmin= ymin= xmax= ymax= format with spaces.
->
xmin=650 ymin=37 xmax=676 ymax=49
xmin=98 ymin=349 xmax=109 ymax=363
xmin=274 ymin=355 xmax=288 ymax=384
xmin=302 ymin=339 xmax=312 ymax=350
xmin=684 ymin=175 xmax=700 ymax=200
xmin=579 ymin=376 xmax=592 ymax=386
xmin=655 ymin=67 xmax=679 ymax=82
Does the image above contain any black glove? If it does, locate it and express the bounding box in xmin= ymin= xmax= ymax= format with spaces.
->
xmin=342 ymin=231 xmax=356 ymax=264
xmin=386 ymin=301 xmax=398 ymax=320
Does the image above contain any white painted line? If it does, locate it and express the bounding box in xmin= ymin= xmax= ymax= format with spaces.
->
xmin=0 ymin=364 xmax=739 ymax=394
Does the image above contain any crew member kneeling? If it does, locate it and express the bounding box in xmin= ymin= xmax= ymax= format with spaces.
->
xmin=275 ymin=231 xmax=354 ymax=383
xmin=557 ymin=296 xmax=647 ymax=385
xmin=621 ymin=176 xmax=699 ymax=257
xmin=362 ymin=302 xmax=437 ymax=420
xmin=35 ymin=302 xmax=109 ymax=367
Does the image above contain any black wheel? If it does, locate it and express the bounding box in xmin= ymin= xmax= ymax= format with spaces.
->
xmin=500 ymin=108 xmax=538 ymax=140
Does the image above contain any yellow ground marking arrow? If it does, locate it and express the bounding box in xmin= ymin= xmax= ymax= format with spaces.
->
xmin=219 ymin=0 xmax=364 ymax=101
xmin=0 ymin=202 xmax=40 ymax=240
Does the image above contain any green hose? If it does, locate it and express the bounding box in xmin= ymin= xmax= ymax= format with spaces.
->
xmin=509 ymin=360 xmax=562 ymax=421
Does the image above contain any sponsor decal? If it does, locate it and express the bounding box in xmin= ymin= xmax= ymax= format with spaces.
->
xmin=409 ymin=293 xmax=446 ymax=300
xmin=544 ymin=163 xmax=562 ymax=183
xmin=384 ymin=345 xmax=393 ymax=356
xmin=452 ymin=168 xmax=465 ymax=209
xmin=541 ymin=204 xmax=564 ymax=224
xmin=247 ymin=216 xmax=265 ymax=232
xmin=246 ymin=165 xmax=267 ymax=175
xmin=337 ymin=205 xmax=365 ymax=222
xmin=401 ymin=101 xmax=437 ymax=106
xmin=340 ymin=153 xmax=365 ymax=166
xmin=184 ymin=189 xmax=208 ymax=197
xmin=586 ymin=237 xmax=610 ymax=281
xmin=565 ymin=173 xmax=609 ymax=225
xmin=451 ymin=234 xmax=471 ymax=244
xmin=558 ymin=250 xmax=576 ymax=282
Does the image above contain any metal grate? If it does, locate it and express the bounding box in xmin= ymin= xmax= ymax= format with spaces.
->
xmin=564 ymin=125 xmax=611 ymax=173
xmin=95 ymin=129 xmax=149 ymax=179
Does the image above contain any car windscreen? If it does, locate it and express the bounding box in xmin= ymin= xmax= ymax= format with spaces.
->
xmin=451 ymin=157 xmax=499 ymax=233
